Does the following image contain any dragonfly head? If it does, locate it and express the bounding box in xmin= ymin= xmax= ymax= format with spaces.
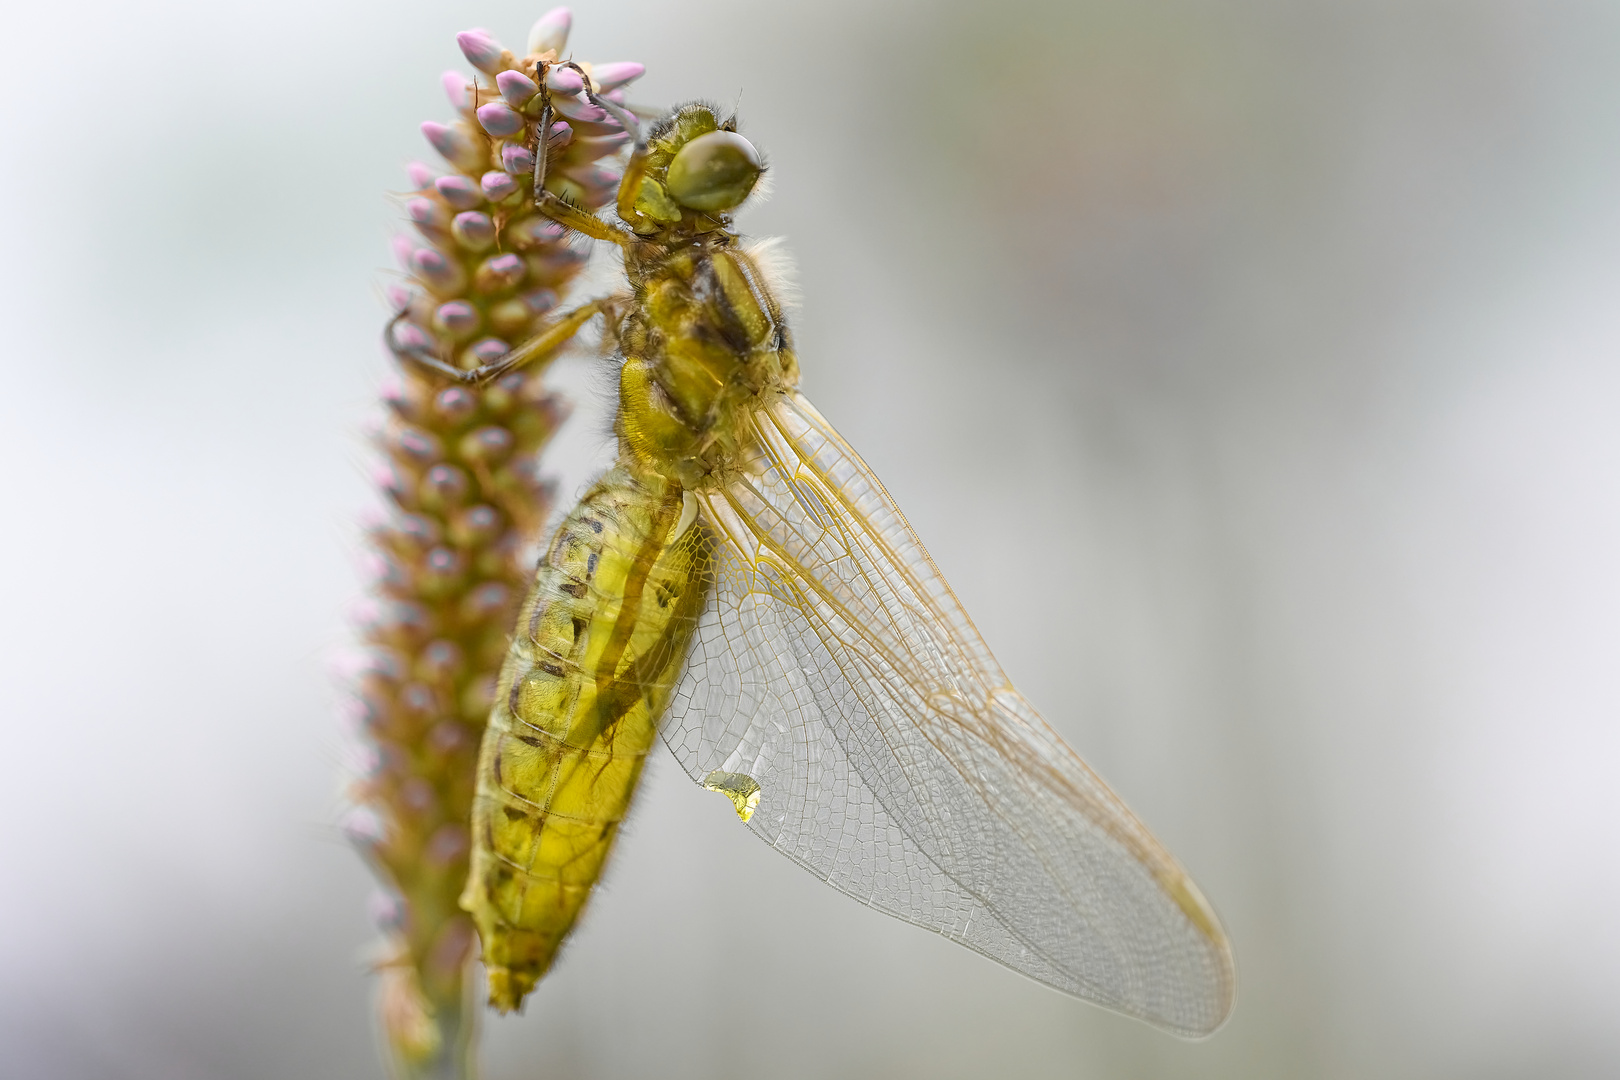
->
xmin=621 ymin=104 xmax=765 ymax=235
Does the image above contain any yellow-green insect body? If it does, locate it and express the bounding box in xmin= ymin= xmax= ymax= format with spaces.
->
xmin=618 ymin=235 xmax=797 ymax=483
xmin=463 ymin=93 xmax=1236 ymax=1035
xmin=461 ymin=464 xmax=709 ymax=1010
xmin=615 ymin=110 xmax=796 ymax=485
xmin=461 ymin=102 xmax=784 ymax=1012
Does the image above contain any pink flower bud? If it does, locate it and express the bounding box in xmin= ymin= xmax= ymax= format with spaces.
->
xmin=527 ymin=8 xmax=572 ymax=56
xmin=419 ymin=640 xmax=466 ymax=682
xmin=405 ymin=160 xmax=435 ymax=189
xmin=433 ymin=174 xmax=483 ymax=210
xmin=474 ymin=252 xmax=526 ymax=292
xmin=434 ymin=387 xmax=478 ymax=422
xmin=391 ymin=320 xmax=430 ymax=352
xmin=480 ymin=170 xmax=518 ymax=201
xmin=421 ymin=467 xmax=471 ymax=508
xmin=591 ymin=62 xmax=644 ymax=91
xmin=460 ymin=425 xmax=515 ymax=464
xmin=496 ymin=69 xmax=539 ymax=108
xmin=421 ymin=121 xmax=483 ymax=170
xmin=475 ymin=101 xmax=525 ymax=138
xmin=374 ymin=376 xmax=404 ymax=407
xmin=406 ymin=197 xmax=448 ymax=231
xmin=411 ymin=248 xmax=467 ymax=293
xmin=393 ymin=425 xmax=444 ymax=463
xmin=433 ymin=300 xmax=480 ymax=337
xmin=507 ymin=216 xmax=565 ymax=249
xmin=369 ymin=889 xmax=407 ymax=933
xmin=398 ymin=681 xmax=440 ymax=718
xmin=441 ymin=70 xmax=471 ymax=111
xmin=451 ymin=211 xmax=496 ymax=251
xmin=544 ymin=66 xmax=584 ymax=95
xmin=467 ymin=339 xmax=509 ymax=364
xmin=520 ymin=287 xmax=559 ymax=315
xmin=365 ymin=648 xmax=409 ymax=684
xmin=399 ymin=518 xmax=443 ymax=552
xmin=344 ymin=807 xmax=387 ymax=851
xmin=456 ymin=29 xmax=508 ymax=75
xmin=501 ymin=144 xmax=534 ymax=175
xmin=391 ymin=235 xmax=418 ymax=269
xmin=401 ymin=778 xmax=437 ymax=813
xmin=550 ymin=93 xmax=606 ymax=124
xmin=567 ymin=130 xmax=630 ymax=163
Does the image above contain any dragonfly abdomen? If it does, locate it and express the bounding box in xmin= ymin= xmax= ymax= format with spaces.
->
xmin=461 ymin=464 xmax=711 ymax=1010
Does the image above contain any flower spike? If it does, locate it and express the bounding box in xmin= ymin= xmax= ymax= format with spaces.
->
xmin=360 ymin=13 xmax=646 ymax=1080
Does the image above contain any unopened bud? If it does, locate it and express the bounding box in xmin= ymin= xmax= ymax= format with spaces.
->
xmin=433 ymin=386 xmax=478 ymax=422
xmin=591 ymin=62 xmax=645 ymax=91
xmin=421 ymin=121 xmax=484 ymax=171
xmin=549 ymin=92 xmax=606 ymax=124
xmin=500 ymin=144 xmax=534 ymax=175
xmin=496 ymin=69 xmax=540 ymax=108
xmin=405 ymin=160 xmax=435 ymax=189
xmin=456 ymin=29 xmax=509 ymax=75
xmin=450 ymin=211 xmax=496 ymax=251
xmin=410 ymin=248 xmax=467 ymax=294
xmin=434 ymin=174 xmax=483 ymax=210
xmin=467 ymin=338 xmax=509 ymax=364
xmin=567 ymin=130 xmax=630 ymax=163
xmin=406 ymin=197 xmax=448 ymax=236
xmin=440 ymin=70 xmax=471 ymax=111
xmin=433 ymin=300 xmax=480 ymax=339
xmin=527 ymin=8 xmax=572 ymax=57
xmin=474 ymin=252 xmax=526 ymax=293
xmin=544 ymin=66 xmax=584 ymax=95
xmin=476 ymin=101 xmax=525 ymax=138
xmin=481 ymin=170 xmax=518 ymax=202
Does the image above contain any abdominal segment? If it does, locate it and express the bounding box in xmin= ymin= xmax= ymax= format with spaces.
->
xmin=461 ymin=464 xmax=710 ymax=1011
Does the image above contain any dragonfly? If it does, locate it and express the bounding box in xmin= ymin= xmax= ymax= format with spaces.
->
xmin=420 ymin=65 xmax=1236 ymax=1038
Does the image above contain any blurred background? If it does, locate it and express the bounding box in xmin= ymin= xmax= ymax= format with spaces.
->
xmin=2 ymin=0 xmax=1618 ymax=1076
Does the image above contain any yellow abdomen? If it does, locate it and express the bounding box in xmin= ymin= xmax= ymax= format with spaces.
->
xmin=461 ymin=464 xmax=708 ymax=1010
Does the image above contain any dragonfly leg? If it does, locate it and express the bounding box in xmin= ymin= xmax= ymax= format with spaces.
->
xmin=534 ymin=189 xmax=633 ymax=244
xmin=547 ymin=61 xmax=653 ymax=234
xmin=384 ymin=306 xmax=467 ymax=381
xmin=527 ymin=63 xmax=637 ymax=247
xmin=385 ymin=300 xmax=616 ymax=385
xmin=466 ymin=297 xmax=617 ymax=385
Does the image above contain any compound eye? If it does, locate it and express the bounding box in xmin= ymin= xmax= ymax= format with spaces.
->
xmin=665 ymin=131 xmax=762 ymax=212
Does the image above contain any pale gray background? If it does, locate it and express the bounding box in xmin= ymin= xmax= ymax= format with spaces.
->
xmin=2 ymin=1 xmax=1618 ymax=1077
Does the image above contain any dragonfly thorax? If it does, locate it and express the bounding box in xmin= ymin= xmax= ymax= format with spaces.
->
xmin=617 ymin=237 xmax=798 ymax=487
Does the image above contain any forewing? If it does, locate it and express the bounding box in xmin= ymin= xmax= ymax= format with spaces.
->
xmin=662 ymin=391 xmax=1235 ymax=1036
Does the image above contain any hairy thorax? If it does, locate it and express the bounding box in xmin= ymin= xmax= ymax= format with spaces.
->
xmin=616 ymin=235 xmax=798 ymax=488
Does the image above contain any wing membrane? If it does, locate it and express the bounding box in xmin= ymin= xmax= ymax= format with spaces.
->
xmin=663 ymin=391 xmax=1234 ymax=1035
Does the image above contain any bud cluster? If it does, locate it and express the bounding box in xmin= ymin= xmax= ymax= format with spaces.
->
xmin=349 ymin=9 xmax=643 ymax=1077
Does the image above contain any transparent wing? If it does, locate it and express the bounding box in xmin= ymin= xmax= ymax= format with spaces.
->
xmin=662 ymin=391 xmax=1235 ymax=1036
